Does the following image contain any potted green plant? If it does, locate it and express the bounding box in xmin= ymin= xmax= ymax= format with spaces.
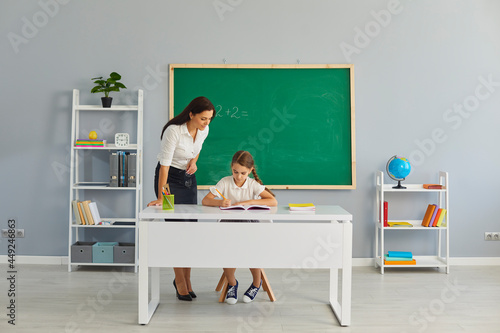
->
xmin=91 ymin=72 xmax=127 ymax=107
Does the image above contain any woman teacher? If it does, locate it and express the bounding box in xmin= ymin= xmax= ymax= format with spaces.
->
xmin=147 ymin=96 xmax=215 ymax=301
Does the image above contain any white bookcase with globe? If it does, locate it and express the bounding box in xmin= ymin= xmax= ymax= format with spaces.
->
xmin=375 ymin=157 xmax=449 ymax=274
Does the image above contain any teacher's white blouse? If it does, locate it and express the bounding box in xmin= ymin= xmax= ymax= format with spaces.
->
xmin=157 ymin=123 xmax=209 ymax=170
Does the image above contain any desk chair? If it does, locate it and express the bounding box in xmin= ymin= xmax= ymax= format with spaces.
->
xmin=215 ymin=269 xmax=276 ymax=302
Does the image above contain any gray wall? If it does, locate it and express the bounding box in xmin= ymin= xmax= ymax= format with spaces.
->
xmin=1 ymin=0 xmax=499 ymax=258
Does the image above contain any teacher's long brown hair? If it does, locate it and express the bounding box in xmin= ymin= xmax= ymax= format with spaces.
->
xmin=161 ymin=96 xmax=215 ymax=139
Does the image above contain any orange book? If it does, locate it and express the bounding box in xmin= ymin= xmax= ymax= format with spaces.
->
xmin=423 ymin=184 xmax=444 ymax=189
xmin=432 ymin=208 xmax=443 ymax=227
xmin=421 ymin=204 xmax=436 ymax=227
xmin=384 ymin=259 xmax=416 ymax=265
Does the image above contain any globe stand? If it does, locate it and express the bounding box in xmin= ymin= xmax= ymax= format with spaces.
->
xmin=393 ymin=179 xmax=406 ymax=189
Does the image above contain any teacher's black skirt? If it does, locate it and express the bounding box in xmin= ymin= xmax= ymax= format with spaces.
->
xmin=154 ymin=162 xmax=197 ymax=204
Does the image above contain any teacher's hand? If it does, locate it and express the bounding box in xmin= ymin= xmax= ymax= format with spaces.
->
xmin=147 ymin=199 xmax=162 ymax=207
xmin=186 ymin=160 xmax=197 ymax=175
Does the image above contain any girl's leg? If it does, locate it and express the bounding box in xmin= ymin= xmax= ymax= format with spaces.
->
xmin=223 ymin=268 xmax=237 ymax=286
xmin=223 ymin=268 xmax=238 ymax=304
xmin=243 ymin=268 xmax=262 ymax=303
xmin=249 ymin=268 xmax=262 ymax=287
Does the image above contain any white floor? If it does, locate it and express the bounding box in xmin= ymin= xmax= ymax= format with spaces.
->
xmin=1 ymin=264 xmax=499 ymax=332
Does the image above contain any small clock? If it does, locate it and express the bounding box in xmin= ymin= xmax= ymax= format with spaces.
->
xmin=115 ymin=133 xmax=130 ymax=147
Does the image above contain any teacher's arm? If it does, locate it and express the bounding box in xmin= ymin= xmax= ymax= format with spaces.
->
xmin=147 ymin=165 xmax=170 ymax=207
xmin=186 ymin=153 xmax=200 ymax=175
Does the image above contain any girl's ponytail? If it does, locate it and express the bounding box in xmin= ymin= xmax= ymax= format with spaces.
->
xmin=251 ymin=168 xmax=275 ymax=197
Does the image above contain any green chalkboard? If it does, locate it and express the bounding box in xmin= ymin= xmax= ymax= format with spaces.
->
xmin=169 ymin=64 xmax=356 ymax=189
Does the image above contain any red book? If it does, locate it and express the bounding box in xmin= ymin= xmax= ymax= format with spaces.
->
xmin=380 ymin=201 xmax=389 ymax=227
xmin=423 ymin=184 xmax=444 ymax=189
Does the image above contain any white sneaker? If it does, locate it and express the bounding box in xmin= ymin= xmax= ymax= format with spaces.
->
xmin=243 ymin=281 xmax=262 ymax=303
xmin=225 ymin=280 xmax=238 ymax=305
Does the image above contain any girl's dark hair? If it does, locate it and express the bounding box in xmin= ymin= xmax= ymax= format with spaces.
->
xmin=231 ymin=150 xmax=275 ymax=197
xmin=161 ymin=96 xmax=215 ymax=139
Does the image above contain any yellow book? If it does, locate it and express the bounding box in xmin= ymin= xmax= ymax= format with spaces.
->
xmin=387 ymin=221 xmax=413 ymax=227
xmin=289 ymin=203 xmax=315 ymax=211
xmin=77 ymin=202 xmax=86 ymax=225
xmin=82 ymin=200 xmax=95 ymax=225
xmin=435 ymin=208 xmax=447 ymax=227
xmin=72 ymin=200 xmax=83 ymax=225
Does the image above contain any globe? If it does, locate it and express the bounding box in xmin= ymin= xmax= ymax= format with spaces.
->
xmin=386 ymin=155 xmax=411 ymax=189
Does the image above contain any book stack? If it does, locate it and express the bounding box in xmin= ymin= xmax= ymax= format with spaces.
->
xmin=74 ymin=139 xmax=106 ymax=147
xmin=71 ymin=200 xmax=102 ymax=225
xmin=421 ymin=204 xmax=447 ymax=227
xmin=384 ymin=251 xmax=416 ymax=265
xmin=288 ymin=203 xmax=315 ymax=211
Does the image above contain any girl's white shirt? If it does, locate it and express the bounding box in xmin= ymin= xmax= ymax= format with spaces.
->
xmin=210 ymin=176 xmax=266 ymax=203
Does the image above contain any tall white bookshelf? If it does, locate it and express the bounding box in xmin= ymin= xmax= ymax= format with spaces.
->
xmin=375 ymin=171 xmax=450 ymax=274
xmin=68 ymin=89 xmax=143 ymax=272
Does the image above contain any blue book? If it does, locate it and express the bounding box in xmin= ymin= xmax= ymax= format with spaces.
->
xmin=388 ymin=251 xmax=412 ymax=258
xmin=384 ymin=254 xmax=412 ymax=261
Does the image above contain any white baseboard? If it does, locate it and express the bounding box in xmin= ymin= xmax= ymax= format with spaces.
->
xmin=449 ymin=257 xmax=500 ymax=265
xmin=1 ymin=256 xmax=499 ymax=266
xmin=353 ymin=257 xmax=500 ymax=266
xmin=0 ymin=255 xmax=68 ymax=265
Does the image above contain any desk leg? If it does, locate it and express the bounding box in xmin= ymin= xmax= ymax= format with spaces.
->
xmin=151 ymin=268 xmax=160 ymax=302
xmin=329 ymin=222 xmax=352 ymax=326
xmin=138 ymin=221 xmax=148 ymax=324
xmin=138 ymin=222 xmax=160 ymax=325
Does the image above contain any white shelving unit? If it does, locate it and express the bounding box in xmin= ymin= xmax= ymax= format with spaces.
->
xmin=375 ymin=171 xmax=449 ymax=274
xmin=68 ymin=89 xmax=143 ymax=272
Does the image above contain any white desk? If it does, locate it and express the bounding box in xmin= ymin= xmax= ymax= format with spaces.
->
xmin=138 ymin=205 xmax=353 ymax=326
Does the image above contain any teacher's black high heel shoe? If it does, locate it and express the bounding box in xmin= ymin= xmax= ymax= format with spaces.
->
xmin=173 ymin=279 xmax=192 ymax=301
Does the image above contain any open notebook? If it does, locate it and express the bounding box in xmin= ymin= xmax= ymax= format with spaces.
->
xmin=220 ymin=205 xmax=270 ymax=210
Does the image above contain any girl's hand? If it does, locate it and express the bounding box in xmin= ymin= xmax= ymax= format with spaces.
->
xmin=186 ymin=160 xmax=197 ymax=175
xmin=221 ymin=199 xmax=232 ymax=207
xmin=147 ymin=199 xmax=162 ymax=207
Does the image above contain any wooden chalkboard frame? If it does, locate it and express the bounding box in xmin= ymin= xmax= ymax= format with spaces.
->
xmin=169 ymin=64 xmax=356 ymax=190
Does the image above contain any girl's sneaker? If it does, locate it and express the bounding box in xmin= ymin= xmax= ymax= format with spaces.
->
xmin=243 ymin=280 xmax=262 ymax=303
xmin=225 ymin=280 xmax=238 ymax=305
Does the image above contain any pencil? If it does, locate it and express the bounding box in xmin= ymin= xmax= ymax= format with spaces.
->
xmin=215 ymin=188 xmax=227 ymax=200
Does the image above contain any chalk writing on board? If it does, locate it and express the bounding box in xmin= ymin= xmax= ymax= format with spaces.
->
xmin=215 ymin=105 xmax=248 ymax=119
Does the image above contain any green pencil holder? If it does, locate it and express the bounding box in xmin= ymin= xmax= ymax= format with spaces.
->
xmin=162 ymin=194 xmax=174 ymax=210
